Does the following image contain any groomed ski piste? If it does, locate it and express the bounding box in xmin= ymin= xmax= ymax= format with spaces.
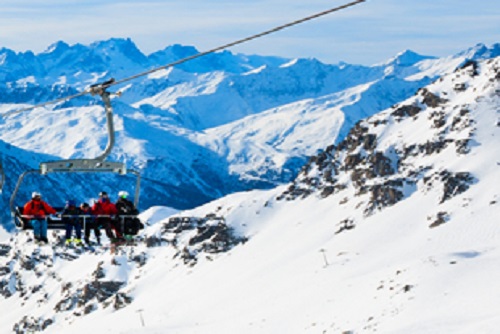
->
xmin=0 ymin=55 xmax=499 ymax=333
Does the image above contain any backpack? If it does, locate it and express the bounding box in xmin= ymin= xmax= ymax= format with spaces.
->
xmin=123 ymin=217 xmax=144 ymax=235
xmin=117 ymin=199 xmax=138 ymax=215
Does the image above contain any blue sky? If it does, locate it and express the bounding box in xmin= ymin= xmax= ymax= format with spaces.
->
xmin=0 ymin=0 xmax=499 ymax=65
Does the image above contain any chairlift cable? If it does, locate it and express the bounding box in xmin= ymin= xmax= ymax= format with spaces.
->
xmin=1 ymin=91 xmax=89 ymax=117
xmin=0 ymin=0 xmax=365 ymax=118
xmin=109 ymin=0 xmax=366 ymax=87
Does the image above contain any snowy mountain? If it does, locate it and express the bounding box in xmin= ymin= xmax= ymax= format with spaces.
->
xmin=0 ymin=40 xmax=499 ymax=226
xmin=1 ymin=54 xmax=499 ymax=333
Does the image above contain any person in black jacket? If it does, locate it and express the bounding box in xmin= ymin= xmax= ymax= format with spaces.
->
xmin=115 ymin=191 xmax=143 ymax=240
xmin=61 ymin=200 xmax=82 ymax=246
xmin=80 ymin=202 xmax=101 ymax=245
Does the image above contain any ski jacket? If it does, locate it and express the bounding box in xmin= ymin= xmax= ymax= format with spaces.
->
xmin=92 ymin=198 xmax=118 ymax=216
xmin=23 ymin=199 xmax=57 ymax=218
xmin=80 ymin=208 xmax=93 ymax=216
xmin=60 ymin=205 xmax=81 ymax=217
xmin=116 ymin=198 xmax=139 ymax=215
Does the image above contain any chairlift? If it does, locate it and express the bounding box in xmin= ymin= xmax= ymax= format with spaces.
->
xmin=10 ymin=79 xmax=141 ymax=229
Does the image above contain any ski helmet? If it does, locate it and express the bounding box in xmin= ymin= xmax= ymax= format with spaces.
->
xmin=32 ymin=191 xmax=41 ymax=199
xmin=118 ymin=190 xmax=129 ymax=199
xmin=98 ymin=191 xmax=108 ymax=197
xmin=66 ymin=200 xmax=76 ymax=207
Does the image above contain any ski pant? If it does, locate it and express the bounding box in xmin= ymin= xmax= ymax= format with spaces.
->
xmin=98 ymin=217 xmax=122 ymax=240
xmin=31 ymin=218 xmax=47 ymax=239
xmin=83 ymin=219 xmax=101 ymax=242
xmin=64 ymin=218 xmax=82 ymax=240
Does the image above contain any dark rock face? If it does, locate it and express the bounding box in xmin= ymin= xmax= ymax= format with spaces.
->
xmin=277 ymin=183 xmax=313 ymax=201
xmin=0 ymin=278 xmax=13 ymax=298
xmin=454 ymin=83 xmax=467 ymax=92
xmin=82 ymin=281 xmax=124 ymax=304
xmin=13 ymin=316 xmax=53 ymax=334
xmin=439 ymin=171 xmax=475 ymax=203
xmin=368 ymin=152 xmax=396 ymax=177
xmin=0 ymin=244 xmax=11 ymax=257
xmin=392 ymin=105 xmax=422 ymax=118
xmin=429 ymin=212 xmax=449 ymax=228
xmin=423 ymin=170 xmax=475 ymax=203
xmin=145 ymin=235 xmax=165 ymax=248
xmin=420 ymin=88 xmax=448 ymax=108
xmin=164 ymin=215 xmax=247 ymax=266
xmin=405 ymin=139 xmax=454 ymax=156
xmin=337 ymin=122 xmax=371 ymax=152
xmin=335 ymin=219 xmax=355 ymax=234
xmin=92 ymin=262 xmax=106 ymax=280
xmin=54 ymin=280 xmax=127 ymax=313
xmin=455 ymin=139 xmax=471 ymax=155
xmin=430 ymin=111 xmax=446 ymax=128
xmin=364 ymin=179 xmax=406 ymax=214
xmin=344 ymin=154 xmax=362 ymax=171
xmin=450 ymin=108 xmax=473 ymax=131
xmin=457 ymin=59 xmax=479 ymax=76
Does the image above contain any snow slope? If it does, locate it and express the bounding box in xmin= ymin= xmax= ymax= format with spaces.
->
xmin=1 ymin=55 xmax=499 ymax=333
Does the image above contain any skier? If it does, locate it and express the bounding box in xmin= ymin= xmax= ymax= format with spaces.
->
xmin=115 ymin=190 xmax=142 ymax=242
xmin=80 ymin=202 xmax=101 ymax=245
xmin=60 ymin=199 xmax=83 ymax=246
xmin=92 ymin=191 xmax=122 ymax=243
xmin=23 ymin=192 xmax=57 ymax=243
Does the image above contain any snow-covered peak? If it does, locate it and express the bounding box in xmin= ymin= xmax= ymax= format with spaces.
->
xmin=42 ymin=40 xmax=71 ymax=55
xmin=148 ymin=43 xmax=199 ymax=61
xmin=90 ymin=37 xmax=147 ymax=63
xmin=456 ymin=42 xmax=500 ymax=60
xmin=386 ymin=49 xmax=435 ymax=67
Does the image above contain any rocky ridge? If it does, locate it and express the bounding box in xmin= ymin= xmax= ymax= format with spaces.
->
xmin=279 ymin=57 xmax=499 ymax=227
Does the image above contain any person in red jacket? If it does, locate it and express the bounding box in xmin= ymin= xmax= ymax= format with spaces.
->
xmin=23 ymin=191 xmax=57 ymax=243
xmin=91 ymin=191 xmax=122 ymax=242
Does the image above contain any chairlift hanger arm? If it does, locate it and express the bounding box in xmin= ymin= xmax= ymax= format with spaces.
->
xmin=40 ymin=81 xmax=122 ymax=173
xmin=0 ymin=0 xmax=365 ymax=117
xmin=88 ymin=79 xmax=121 ymax=162
xmin=9 ymin=169 xmax=40 ymax=215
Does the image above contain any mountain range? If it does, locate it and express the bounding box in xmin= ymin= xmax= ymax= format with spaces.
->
xmin=0 ymin=39 xmax=499 ymax=231
xmin=0 ymin=45 xmax=498 ymax=333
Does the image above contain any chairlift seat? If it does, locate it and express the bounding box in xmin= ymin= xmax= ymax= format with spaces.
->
xmin=14 ymin=206 xmax=142 ymax=233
